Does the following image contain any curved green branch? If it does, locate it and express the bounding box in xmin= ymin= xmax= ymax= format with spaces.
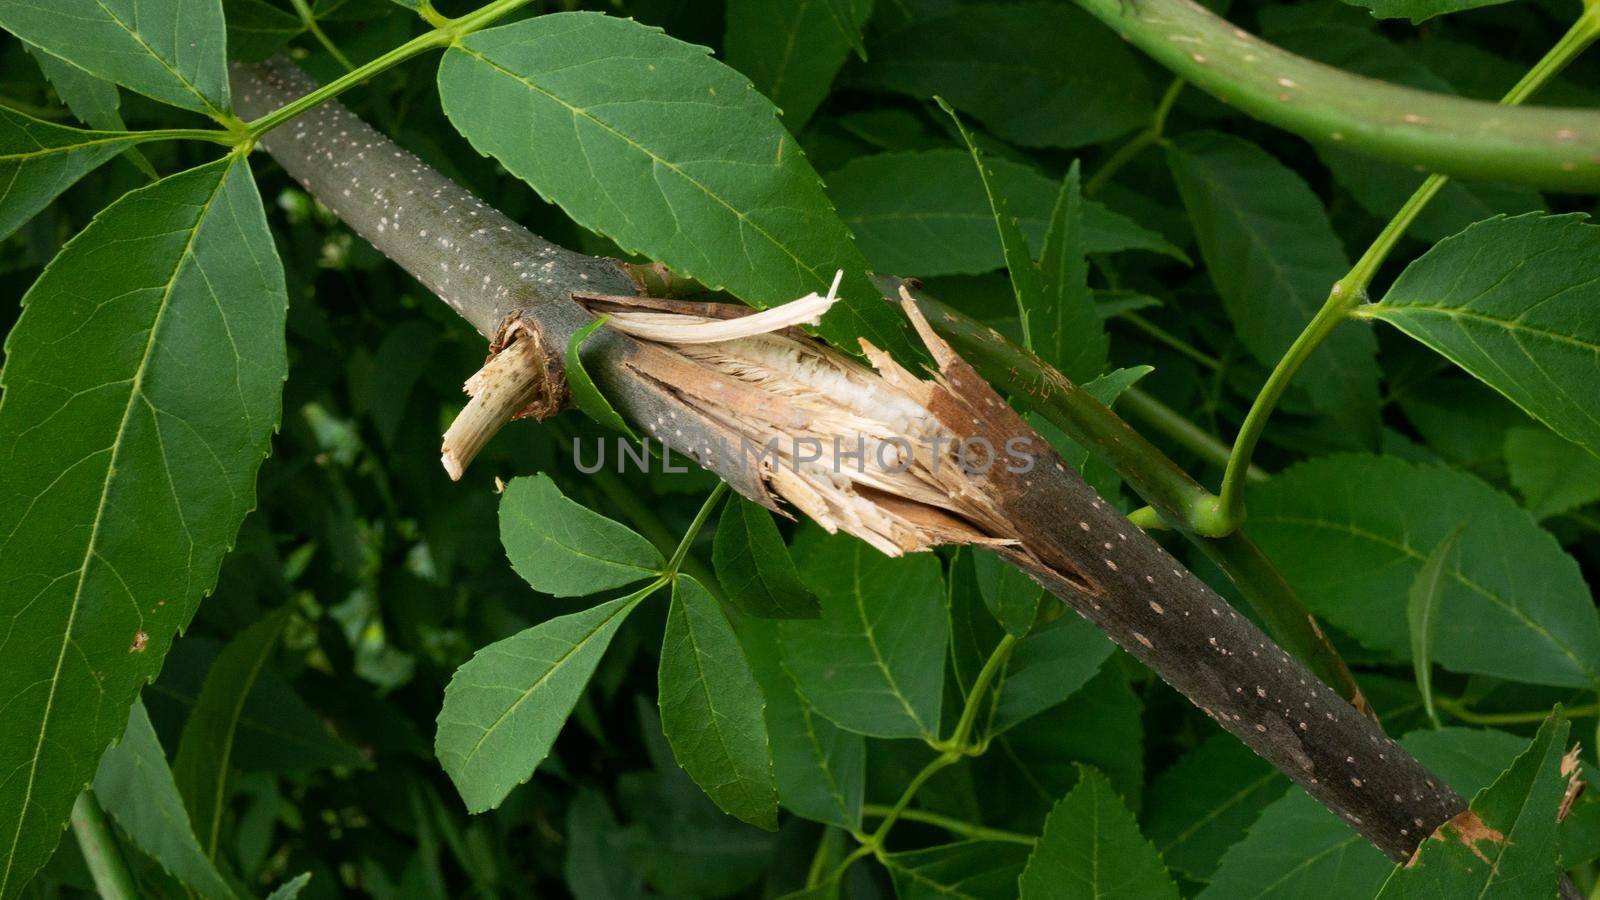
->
xmin=1074 ymin=0 xmax=1600 ymax=191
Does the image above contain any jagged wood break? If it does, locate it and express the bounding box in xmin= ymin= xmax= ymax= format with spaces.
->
xmin=235 ymin=57 xmax=1479 ymax=865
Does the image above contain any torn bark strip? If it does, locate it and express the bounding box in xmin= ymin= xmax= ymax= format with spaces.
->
xmin=233 ymin=58 xmax=1474 ymax=865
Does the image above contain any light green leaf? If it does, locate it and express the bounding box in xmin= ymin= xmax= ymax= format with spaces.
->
xmin=264 ymin=873 xmax=313 ymax=900
xmin=883 ymin=841 xmax=1031 ymax=899
xmin=1167 ymin=131 xmax=1379 ymax=445
xmin=1369 ymin=214 xmax=1600 ymax=459
xmin=1019 ymin=765 xmax=1179 ymax=900
xmin=498 ymin=473 xmax=663 ymax=597
xmin=971 ymin=548 xmax=1042 ymax=636
xmin=0 ymin=107 xmax=138 ymax=239
xmin=438 ymin=12 xmax=914 ymax=360
xmin=1250 ymin=454 xmax=1600 ymax=687
xmin=740 ymin=618 xmax=863 ymax=829
xmin=828 ymin=149 xmax=1186 ymax=278
xmin=436 ymin=584 xmax=658 ymax=812
xmin=1408 ymin=526 xmax=1464 ymax=727
xmin=712 ymin=496 xmax=820 ymax=619
xmin=0 ymin=153 xmax=286 ymax=897
xmin=1199 ymin=728 xmax=1526 ymax=900
xmin=858 ymin=2 xmax=1151 ymax=149
xmin=566 ymin=316 xmax=638 ymax=440
xmin=942 ymin=99 xmax=1044 ymax=351
xmin=1036 ymin=162 xmax=1107 ymax=383
xmin=1376 ymin=714 xmax=1570 ymax=899
xmin=1142 ymin=734 xmax=1288 ymax=882
xmin=658 ymin=575 xmax=779 ymax=830
xmin=1336 ymin=0 xmax=1517 ymax=25
xmin=723 ymin=0 xmax=871 ymax=127
xmin=1505 ymin=426 xmax=1600 ymax=521
xmin=173 ymin=609 xmax=291 ymax=860
xmin=780 ymin=528 xmax=945 ymax=739
xmin=0 ymin=0 xmax=231 ymax=117
xmin=94 ymin=700 xmax=238 ymax=900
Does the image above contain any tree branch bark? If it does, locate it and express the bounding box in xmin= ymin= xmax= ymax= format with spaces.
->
xmin=234 ymin=58 xmax=1510 ymax=871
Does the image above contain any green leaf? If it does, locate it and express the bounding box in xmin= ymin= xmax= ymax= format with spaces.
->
xmin=739 ymin=618 xmax=863 ymax=829
xmin=0 ymin=0 xmax=231 ymax=117
xmin=1019 ymin=765 xmax=1180 ymax=900
xmin=94 ymin=700 xmax=238 ymax=900
xmin=1369 ymin=214 xmax=1600 ymax=459
xmin=1408 ymin=526 xmax=1464 ymax=728
xmin=883 ymin=841 xmax=1031 ymax=899
xmin=989 ymin=614 xmax=1114 ymax=735
xmin=858 ymin=2 xmax=1151 ymax=149
xmin=1199 ymin=728 xmax=1527 ymax=900
xmin=971 ymin=548 xmax=1043 ymax=636
xmin=436 ymin=583 xmax=657 ymax=812
xmin=1376 ymin=713 xmax=1570 ymax=898
xmin=1250 ymin=454 xmax=1600 ymax=688
xmin=0 ymin=107 xmax=138 ymax=239
xmin=712 ymin=496 xmax=820 ymax=619
xmin=780 ymin=528 xmax=945 ymax=739
xmin=658 ymin=574 xmax=779 ymax=830
xmin=566 ymin=316 xmax=638 ymax=440
xmin=827 ymin=149 xmax=1186 ymax=278
xmin=0 ymin=153 xmax=286 ymax=897
xmin=1167 ymin=131 xmax=1379 ymax=445
xmin=1336 ymin=0 xmax=1516 ymax=25
xmin=438 ymin=12 xmax=914 ymax=360
xmin=264 ymin=873 xmax=313 ymax=900
xmin=1142 ymin=734 xmax=1289 ymax=882
xmin=224 ymin=0 xmax=307 ymax=63
xmin=498 ymin=473 xmax=663 ymax=597
xmin=941 ymin=100 xmax=1045 ymax=352
xmin=28 ymin=47 xmax=125 ymax=131
xmin=1505 ymin=426 xmax=1600 ymax=521
xmin=1036 ymin=162 xmax=1108 ymax=383
xmin=723 ymin=0 xmax=871 ymax=127
xmin=173 ymin=608 xmax=291 ymax=860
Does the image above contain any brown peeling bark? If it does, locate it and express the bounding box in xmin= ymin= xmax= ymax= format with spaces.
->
xmin=234 ymin=58 xmax=1495 ymax=871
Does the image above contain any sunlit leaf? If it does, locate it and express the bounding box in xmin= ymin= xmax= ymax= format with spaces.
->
xmin=713 ymin=496 xmax=820 ymax=619
xmin=1020 ymin=765 xmax=1179 ymax=899
xmin=499 ymin=473 xmax=663 ymax=597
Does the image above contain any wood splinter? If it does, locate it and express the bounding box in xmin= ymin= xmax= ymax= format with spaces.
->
xmin=441 ymin=327 xmax=559 ymax=480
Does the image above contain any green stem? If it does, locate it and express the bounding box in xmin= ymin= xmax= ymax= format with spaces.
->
xmin=243 ymin=0 xmax=540 ymax=140
xmin=1120 ymin=387 xmax=1266 ymax=481
xmin=1072 ymin=0 xmax=1600 ymax=191
xmin=1085 ymin=78 xmax=1184 ymax=197
xmin=290 ymin=0 xmax=358 ymax=72
xmin=1117 ymin=311 xmax=1222 ymax=372
xmin=1434 ymin=696 xmax=1600 ymax=726
xmin=129 ymin=128 xmax=239 ymax=147
xmin=665 ymin=482 xmax=728 ymax=576
xmin=861 ymin=805 xmax=1036 ymax=846
xmin=867 ymin=751 xmax=962 ymax=846
xmin=944 ymin=634 xmax=1019 ymax=753
xmin=1214 ymin=8 xmax=1600 ymax=532
xmin=71 ymin=790 xmax=137 ymax=900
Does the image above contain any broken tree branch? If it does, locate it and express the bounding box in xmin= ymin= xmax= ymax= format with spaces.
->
xmin=234 ymin=58 xmax=1477 ymax=867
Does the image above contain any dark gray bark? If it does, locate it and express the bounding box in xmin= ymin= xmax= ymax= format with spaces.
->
xmin=231 ymin=58 xmax=1535 ymax=873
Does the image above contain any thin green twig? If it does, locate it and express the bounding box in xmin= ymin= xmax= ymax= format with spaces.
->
xmin=71 ymin=791 xmax=137 ymax=900
xmin=1214 ymin=7 xmax=1600 ymax=532
xmin=861 ymin=805 xmax=1036 ymax=846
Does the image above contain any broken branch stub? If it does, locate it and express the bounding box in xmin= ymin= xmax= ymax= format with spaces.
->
xmin=233 ymin=57 xmax=1475 ymax=867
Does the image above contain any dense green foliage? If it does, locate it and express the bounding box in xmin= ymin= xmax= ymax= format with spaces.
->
xmin=1 ymin=0 xmax=1599 ymax=897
